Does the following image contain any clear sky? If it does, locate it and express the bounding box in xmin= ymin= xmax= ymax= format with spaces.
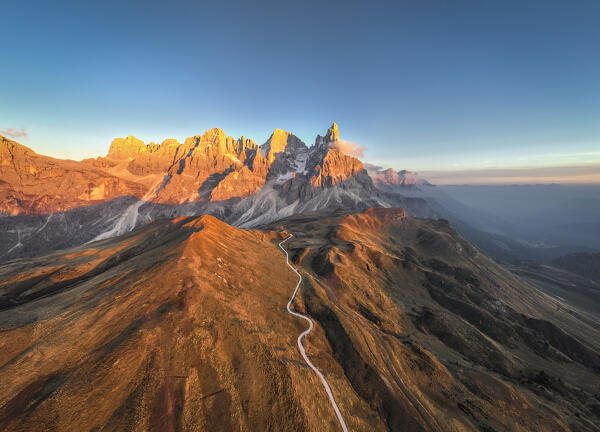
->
xmin=1 ymin=0 xmax=599 ymax=183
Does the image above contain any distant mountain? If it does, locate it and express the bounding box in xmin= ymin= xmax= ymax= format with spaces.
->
xmin=0 ymin=124 xmax=433 ymax=259
xmin=368 ymin=167 xmax=432 ymax=190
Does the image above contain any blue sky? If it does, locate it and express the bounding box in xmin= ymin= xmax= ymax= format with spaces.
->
xmin=1 ymin=0 xmax=599 ymax=181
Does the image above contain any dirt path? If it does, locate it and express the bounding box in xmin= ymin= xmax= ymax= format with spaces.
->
xmin=279 ymin=235 xmax=349 ymax=432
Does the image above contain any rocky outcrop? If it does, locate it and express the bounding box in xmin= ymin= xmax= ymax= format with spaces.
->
xmin=210 ymin=165 xmax=267 ymax=202
xmin=261 ymin=129 xmax=305 ymax=164
xmin=259 ymin=129 xmax=308 ymax=180
xmin=309 ymin=148 xmax=367 ymax=187
xmin=315 ymin=122 xmax=339 ymax=148
xmin=155 ymin=128 xmax=268 ymax=203
xmin=0 ymin=135 xmax=145 ymax=215
xmin=107 ymin=135 xmax=148 ymax=159
xmin=105 ymin=136 xmax=181 ymax=175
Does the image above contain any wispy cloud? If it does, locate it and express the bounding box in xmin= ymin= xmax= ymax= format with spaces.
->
xmin=1 ymin=127 xmax=27 ymax=139
xmin=363 ymin=162 xmax=384 ymax=172
xmin=329 ymin=139 xmax=366 ymax=158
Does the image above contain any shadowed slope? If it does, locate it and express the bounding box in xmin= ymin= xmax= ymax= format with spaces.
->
xmin=0 ymin=215 xmax=384 ymax=431
xmin=4 ymin=207 xmax=596 ymax=430
xmin=273 ymin=208 xmax=600 ymax=431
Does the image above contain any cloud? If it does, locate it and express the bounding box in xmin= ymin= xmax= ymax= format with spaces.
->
xmin=329 ymin=139 xmax=366 ymax=158
xmin=1 ymin=127 xmax=27 ymax=139
xmin=363 ymin=162 xmax=384 ymax=172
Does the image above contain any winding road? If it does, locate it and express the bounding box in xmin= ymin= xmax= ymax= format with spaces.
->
xmin=279 ymin=235 xmax=349 ymax=432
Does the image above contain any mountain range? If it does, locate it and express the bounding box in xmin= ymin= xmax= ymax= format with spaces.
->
xmin=1 ymin=124 xmax=599 ymax=431
xmin=1 ymin=123 xmax=433 ymax=259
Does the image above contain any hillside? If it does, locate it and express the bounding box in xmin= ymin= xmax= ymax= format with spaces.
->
xmin=1 ymin=209 xmax=599 ymax=430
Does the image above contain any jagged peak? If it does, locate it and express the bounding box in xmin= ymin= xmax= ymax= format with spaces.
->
xmin=200 ymin=127 xmax=227 ymax=145
xmin=107 ymin=135 xmax=147 ymax=159
xmin=315 ymin=122 xmax=340 ymax=147
xmin=261 ymin=128 xmax=306 ymax=163
xmin=264 ymin=128 xmax=297 ymax=144
xmin=160 ymin=138 xmax=180 ymax=147
xmin=325 ymin=122 xmax=339 ymax=143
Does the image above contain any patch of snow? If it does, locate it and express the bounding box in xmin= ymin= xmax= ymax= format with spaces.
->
xmin=293 ymin=151 xmax=308 ymax=173
xmin=35 ymin=213 xmax=54 ymax=234
xmin=5 ymin=241 xmax=23 ymax=255
xmin=225 ymin=153 xmax=241 ymax=164
xmin=276 ymin=171 xmax=294 ymax=184
xmin=89 ymin=177 xmax=164 ymax=242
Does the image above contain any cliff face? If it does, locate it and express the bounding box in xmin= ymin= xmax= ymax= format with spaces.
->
xmin=309 ymin=148 xmax=366 ymax=187
xmin=0 ymin=135 xmax=145 ymax=215
xmin=1 ymin=123 xmax=389 ymax=256
xmin=305 ymin=122 xmax=372 ymax=188
xmin=1 ymin=122 xmax=376 ymax=215
xmin=106 ymin=136 xmax=181 ymax=176
xmin=154 ymin=128 xmax=269 ymax=204
xmin=261 ymin=129 xmax=305 ymax=164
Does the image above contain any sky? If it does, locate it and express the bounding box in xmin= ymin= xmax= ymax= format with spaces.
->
xmin=1 ymin=0 xmax=599 ymax=184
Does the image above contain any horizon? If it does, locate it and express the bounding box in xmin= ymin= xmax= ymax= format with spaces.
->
xmin=2 ymin=0 xmax=600 ymax=184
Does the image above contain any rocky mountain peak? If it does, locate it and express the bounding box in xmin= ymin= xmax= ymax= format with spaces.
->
xmin=107 ymin=135 xmax=146 ymax=159
xmin=160 ymin=138 xmax=180 ymax=148
xmin=314 ymin=122 xmax=340 ymax=148
xmin=199 ymin=127 xmax=227 ymax=151
xmin=261 ymin=129 xmax=306 ymax=164
xmin=325 ymin=122 xmax=339 ymax=142
xmin=382 ymin=168 xmax=400 ymax=184
xmin=369 ymin=167 xmax=432 ymax=190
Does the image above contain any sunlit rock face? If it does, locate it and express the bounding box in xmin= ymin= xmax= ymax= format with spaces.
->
xmin=107 ymin=135 xmax=148 ymax=159
xmin=309 ymin=149 xmax=366 ymax=187
xmin=2 ymin=123 xmax=421 ymax=258
xmin=153 ymin=128 xmax=269 ymax=204
xmin=0 ymin=135 xmax=145 ymax=215
xmin=106 ymin=136 xmax=182 ymax=176
xmin=261 ymin=129 xmax=305 ymax=164
xmin=303 ymin=122 xmax=371 ymax=188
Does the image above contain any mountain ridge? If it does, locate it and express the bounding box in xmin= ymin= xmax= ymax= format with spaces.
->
xmin=2 ymin=124 xmax=434 ymax=259
xmin=2 ymin=207 xmax=598 ymax=430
